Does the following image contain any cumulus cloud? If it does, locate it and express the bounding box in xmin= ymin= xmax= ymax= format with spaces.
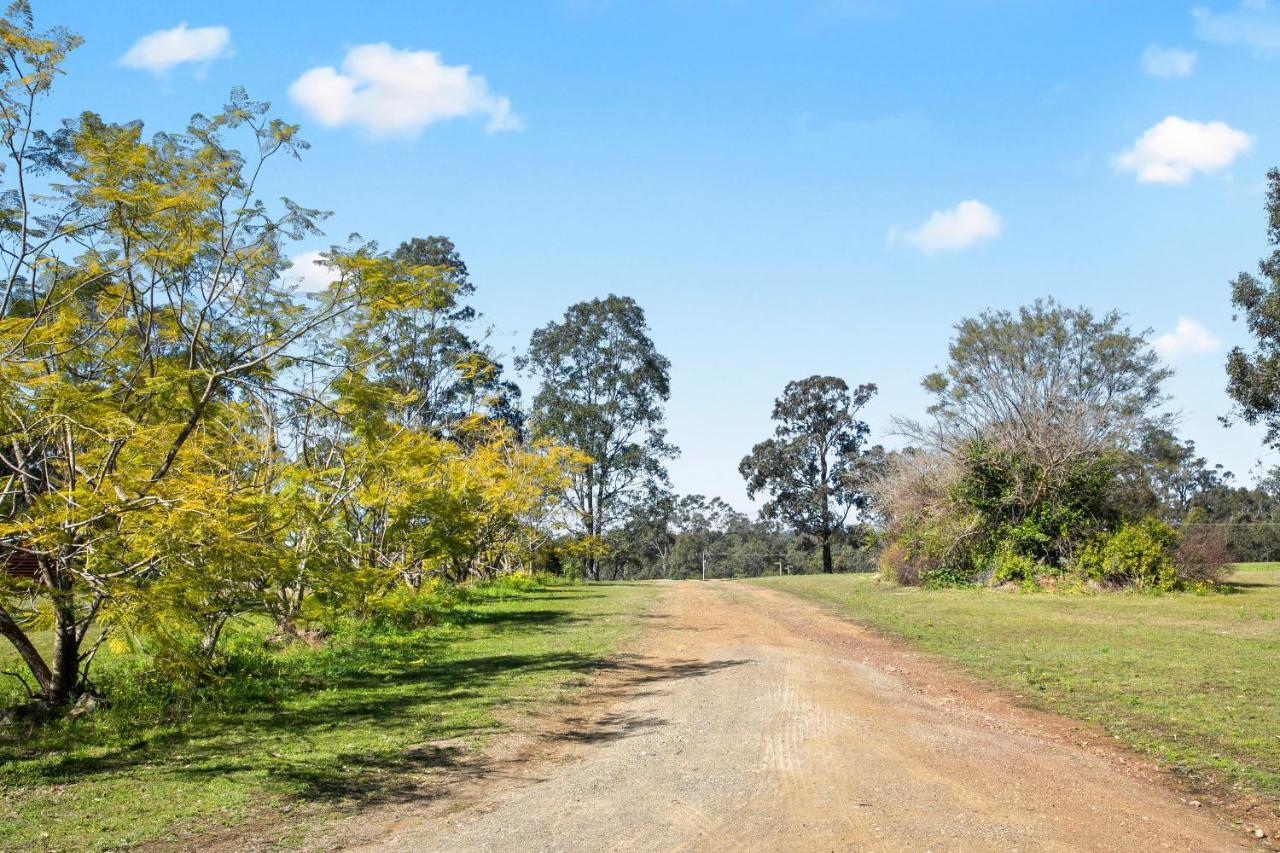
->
xmin=289 ymin=43 xmax=523 ymax=137
xmin=1141 ymin=44 xmax=1197 ymax=78
xmin=889 ymin=200 xmax=1002 ymax=253
xmin=1153 ymin=317 xmax=1221 ymax=360
xmin=120 ymin=23 xmax=232 ymax=74
xmin=1193 ymin=1 xmax=1280 ymax=54
xmin=284 ymin=251 xmax=335 ymax=293
xmin=1113 ymin=116 xmax=1252 ymax=184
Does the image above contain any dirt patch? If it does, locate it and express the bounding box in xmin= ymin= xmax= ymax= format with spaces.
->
xmin=249 ymin=580 xmax=1268 ymax=851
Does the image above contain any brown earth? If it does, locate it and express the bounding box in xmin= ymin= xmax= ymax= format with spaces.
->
xmin=288 ymin=580 xmax=1264 ymax=852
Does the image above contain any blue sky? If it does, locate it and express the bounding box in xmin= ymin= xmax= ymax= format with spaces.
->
xmin=51 ymin=0 xmax=1280 ymax=509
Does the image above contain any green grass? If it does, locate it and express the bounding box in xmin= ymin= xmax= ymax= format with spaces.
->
xmin=0 ymin=582 xmax=656 ymax=851
xmin=750 ymin=565 xmax=1280 ymax=798
xmin=1241 ymin=562 xmax=1280 ymax=572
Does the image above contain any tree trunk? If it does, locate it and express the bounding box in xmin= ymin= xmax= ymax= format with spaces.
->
xmin=821 ymin=541 xmax=833 ymax=574
xmin=0 ymin=605 xmax=52 ymax=696
xmin=47 ymin=597 xmax=81 ymax=706
xmin=200 ymin=616 xmax=228 ymax=658
xmin=273 ymin=613 xmax=301 ymax=641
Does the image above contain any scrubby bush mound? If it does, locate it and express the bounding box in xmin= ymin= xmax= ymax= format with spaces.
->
xmin=874 ymin=300 xmax=1232 ymax=593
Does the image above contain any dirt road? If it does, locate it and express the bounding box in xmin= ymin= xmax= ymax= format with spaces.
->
xmin=329 ymin=581 xmax=1254 ymax=851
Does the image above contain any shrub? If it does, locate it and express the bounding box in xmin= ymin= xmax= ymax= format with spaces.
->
xmin=92 ymin=635 xmax=286 ymax=729
xmin=471 ymin=570 xmax=555 ymax=599
xmin=877 ymin=541 xmax=920 ymax=586
xmin=1174 ymin=525 xmax=1235 ymax=587
xmin=987 ymin=549 xmax=1039 ymax=586
xmin=363 ymin=579 xmax=470 ymax=631
xmin=1075 ymin=518 xmax=1179 ymax=591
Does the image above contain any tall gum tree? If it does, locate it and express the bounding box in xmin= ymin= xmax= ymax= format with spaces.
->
xmin=520 ymin=295 xmax=676 ymax=580
xmin=740 ymin=376 xmax=879 ymax=573
xmin=1227 ymin=167 xmax=1280 ymax=448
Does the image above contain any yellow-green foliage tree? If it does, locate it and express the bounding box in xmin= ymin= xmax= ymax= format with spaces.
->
xmin=0 ymin=5 xmax=582 ymax=713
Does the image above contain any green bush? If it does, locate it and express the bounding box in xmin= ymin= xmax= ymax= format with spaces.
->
xmin=1075 ymin=518 xmax=1179 ymax=591
xmin=885 ymin=511 xmax=988 ymax=587
xmin=986 ymin=549 xmax=1040 ymax=586
xmin=362 ymin=579 xmax=472 ymax=631
xmin=877 ymin=540 xmax=920 ymax=585
xmin=950 ymin=441 xmax=1123 ymax=570
xmin=471 ymin=570 xmax=556 ymax=598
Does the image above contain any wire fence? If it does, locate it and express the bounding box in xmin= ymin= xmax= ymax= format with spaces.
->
xmin=615 ymin=524 xmax=1280 ymax=580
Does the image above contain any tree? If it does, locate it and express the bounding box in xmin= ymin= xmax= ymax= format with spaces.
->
xmin=0 ymin=5 xmax=461 ymax=708
xmin=668 ymin=494 xmax=746 ymax=579
xmin=878 ymin=299 xmax=1174 ymax=583
xmin=0 ymin=5 xmax=591 ymax=720
xmin=740 ymin=376 xmax=879 ymax=573
xmin=520 ymin=295 xmax=677 ymax=580
xmin=1185 ymin=482 xmax=1280 ymax=562
xmin=1133 ymin=428 xmax=1229 ymax=521
xmin=1226 ymin=168 xmax=1280 ymax=448
xmin=915 ymin=298 xmax=1170 ymax=462
xmin=370 ymin=235 xmax=522 ymax=434
xmin=604 ymin=486 xmax=677 ymax=579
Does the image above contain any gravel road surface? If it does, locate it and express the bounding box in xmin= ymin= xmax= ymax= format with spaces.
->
xmin=323 ymin=581 xmax=1253 ymax=852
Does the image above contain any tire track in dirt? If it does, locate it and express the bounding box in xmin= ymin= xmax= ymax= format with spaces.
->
xmin=305 ymin=580 xmax=1259 ymax=852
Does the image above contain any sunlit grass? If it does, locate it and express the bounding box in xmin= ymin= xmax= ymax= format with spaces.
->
xmin=0 ymin=582 xmax=656 ymax=851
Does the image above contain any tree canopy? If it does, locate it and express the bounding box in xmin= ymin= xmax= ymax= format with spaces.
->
xmin=520 ymin=294 xmax=676 ymax=580
xmin=740 ymin=376 xmax=879 ymax=573
xmin=0 ymin=6 xmax=583 ymax=711
xmin=1227 ymin=168 xmax=1280 ymax=449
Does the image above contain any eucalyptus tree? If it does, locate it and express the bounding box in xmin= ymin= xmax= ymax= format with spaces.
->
xmin=1227 ymin=167 xmax=1280 ymax=448
xmin=740 ymin=377 xmax=879 ymax=573
xmin=371 ymin=236 xmax=522 ymax=434
xmin=520 ymin=295 xmax=676 ymax=580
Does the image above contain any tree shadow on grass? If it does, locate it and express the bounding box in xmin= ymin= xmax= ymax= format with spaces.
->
xmin=259 ymin=654 xmax=749 ymax=804
xmin=451 ymin=608 xmax=589 ymax=629
xmin=1224 ymin=579 xmax=1277 ymax=590
xmin=5 ymin=609 xmax=748 ymax=814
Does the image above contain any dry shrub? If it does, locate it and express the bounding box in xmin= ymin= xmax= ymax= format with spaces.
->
xmin=873 ymin=448 xmax=962 ymax=525
xmin=878 ymin=541 xmax=920 ymax=586
xmin=1174 ymin=525 xmax=1235 ymax=586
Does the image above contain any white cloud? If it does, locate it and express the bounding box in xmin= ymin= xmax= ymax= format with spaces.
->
xmin=1141 ymin=44 xmax=1197 ymax=78
xmin=1193 ymin=1 xmax=1280 ymax=53
xmin=1153 ymin=317 xmax=1222 ymax=360
xmin=1113 ymin=116 xmax=1252 ymax=184
xmin=289 ymin=43 xmax=523 ymax=137
xmin=120 ymin=23 xmax=232 ymax=74
xmin=889 ymin=200 xmax=1002 ymax=253
xmin=284 ymin=251 xmax=335 ymax=293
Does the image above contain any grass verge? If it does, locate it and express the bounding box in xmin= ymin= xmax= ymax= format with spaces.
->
xmin=750 ymin=566 xmax=1280 ymax=798
xmin=0 ymin=581 xmax=656 ymax=851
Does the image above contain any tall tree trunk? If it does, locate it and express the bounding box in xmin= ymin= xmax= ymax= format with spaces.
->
xmin=821 ymin=541 xmax=833 ymax=574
